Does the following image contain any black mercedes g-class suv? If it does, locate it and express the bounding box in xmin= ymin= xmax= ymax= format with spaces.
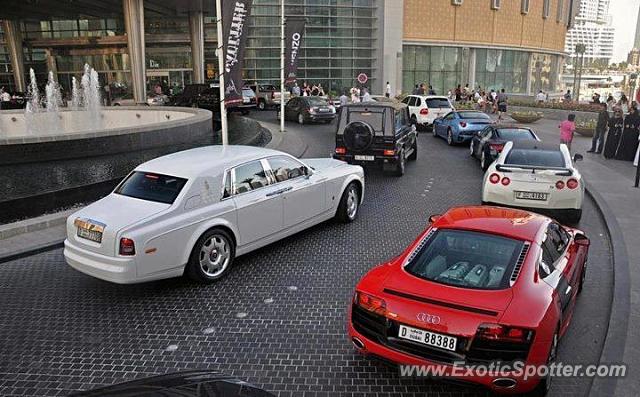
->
xmin=333 ymin=102 xmax=417 ymax=176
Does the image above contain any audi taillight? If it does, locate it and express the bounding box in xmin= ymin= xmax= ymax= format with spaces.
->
xmin=489 ymin=173 xmax=500 ymax=184
xmin=501 ymin=177 xmax=511 ymax=186
xmin=119 ymin=238 xmax=136 ymax=256
xmin=420 ymin=108 xmax=429 ymax=115
xmin=459 ymin=121 xmax=467 ymax=128
xmin=354 ymin=291 xmax=387 ymax=316
xmin=567 ymin=178 xmax=579 ymax=189
xmin=383 ymin=149 xmax=395 ymax=156
xmin=556 ymin=180 xmax=565 ymax=190
xmin=476 ymin=323 xmax=534 ymax=343
xmin=335 ymin=147 xmax=346 ymax=155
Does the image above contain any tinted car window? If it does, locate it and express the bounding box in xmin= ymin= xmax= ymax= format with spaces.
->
xmin=408 ymin=97 xmax=416 ymax=106
xmin=444 ymin=112 xmax=455 ymax=120
xmin=497 ymin=128 xmax=536 ymax=141
xmin=414 ymin=97 xmax=422 ymax=107
xmin=459 ymin=112 xmax=491 ymax=120
xmin=268 ymin=156 xmax=305 ymax=182
xmin=115 ymin=172 xmax=187 ymax=204
xmin=505 ymin=149 xmax=566 ymax=168
xmin=307 ymin=97 xmax=328 ymax=106
xmin=348 ymin=109 xmax=384 ymax=132
xmin=233 ymin=161 xmax=270 ymax=194
xmin=426 ymin=98 xmax=451 ymax=108
xmin=404 ymin=229 xmax=524 ymax=290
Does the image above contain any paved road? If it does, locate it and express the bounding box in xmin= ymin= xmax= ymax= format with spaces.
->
xmin=0 ymin=112 xmax=612 ymax=396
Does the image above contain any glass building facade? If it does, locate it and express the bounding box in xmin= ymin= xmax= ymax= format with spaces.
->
xmin=403 ymin=45 xmax=562 ymax=95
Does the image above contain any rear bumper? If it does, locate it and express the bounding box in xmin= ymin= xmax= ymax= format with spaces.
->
xmin=308 ymin=113 xmax=336 ymax=122
xmin=482 ymin=185 xmax=583 ymax=210
xmin=64 ymin=239 xmax=137 ymax=284
xmin=333 ymin=153 xmax=398 ymax=166
xmin=347 ymin=321 xmax=544 ymax=394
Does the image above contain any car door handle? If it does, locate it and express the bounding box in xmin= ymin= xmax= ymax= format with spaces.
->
xmin=266 ymin=186 xmax=293 ymax=197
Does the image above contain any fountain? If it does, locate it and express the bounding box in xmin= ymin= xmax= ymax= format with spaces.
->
xmin=0 ymin=64 xmax=214 ymax=223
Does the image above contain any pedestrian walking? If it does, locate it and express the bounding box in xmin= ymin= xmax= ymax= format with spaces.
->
xmin=564 ymin=90 xmax=572 ymax=102
xmin=339 ymin=91 xmax=349 ymax=108
xmin=536 ymin=90 xmax=546 ymax=104
xmin=603 ymin=108 xmax=624 ymax=159
xmin=412 ymin=84 xmax=420 ymax=95
xmin=385 ymin=81 xmax=391 ymax=98
xmin=428 ymin=85 xmax=436 ymax=95
xmin=619 ymin=94 xmax=629 ymax=114
xmin=496 ymin=89 xmax=508 ymax=122
xmin=559 ymin=114 xmax=576 ymax=150
xmin=455 ymin=84 xmax=462 ymax=102
xmin=616 ymin=104 xmax=640 ymax=161
xmin=588 ymin=102 xmax=609 ymax=154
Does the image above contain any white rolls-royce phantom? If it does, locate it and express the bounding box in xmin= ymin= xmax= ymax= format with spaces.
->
xmin=64 ymin=146 xmax=365 ymax=284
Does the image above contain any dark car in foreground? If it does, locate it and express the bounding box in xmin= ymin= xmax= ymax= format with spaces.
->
xmin=470 ymin=125 xmax=540 ymax=170
xmin=70 ymin=370 xmax=275 ymax=396
xmin=279 ymin=96 xmax=336 ymax=124
xmin=348 ymin=206 xmax=589 ymax=395
xmin=433 ymin=110 xmax=494 ymax=145
xmin=333 ymin=102 xmax=417 ymax=176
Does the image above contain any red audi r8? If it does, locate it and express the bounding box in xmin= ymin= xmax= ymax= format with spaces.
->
xmin=348 ymin=206 xmax=589 ymax=395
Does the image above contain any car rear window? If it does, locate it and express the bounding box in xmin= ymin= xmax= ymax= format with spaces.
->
xmin=307 ymin=97 xmax=328 ymax=106
xmin=459 ymin=112 xmax=490 ymax=120
xmin=505 ymin=149 xmax=565 ymax=168
xmin=348 ymin=110 xmax=384 ymax=132
xmin=497 ymin=129 xmax=536 ymax=141
xmin=404 ymin=229 xmax=524 ymax=290
xmin=426 ymin=98 xmax=451 ymax=108
xmin=115 ymin=172 xmax=187 ymax=204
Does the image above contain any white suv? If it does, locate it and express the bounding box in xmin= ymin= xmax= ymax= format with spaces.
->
xmin=402 ymin=95 xmax=454 ymax=130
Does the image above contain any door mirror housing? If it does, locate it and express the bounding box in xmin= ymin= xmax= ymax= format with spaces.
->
xmin=573 ymin=153 xmax=584 ymax=162
xmin=428 ymin=214 xmax=441 ymax=223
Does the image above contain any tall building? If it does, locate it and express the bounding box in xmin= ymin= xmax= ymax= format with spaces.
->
xmin=1 ymin=0 xmax=574 ymax=101
xmin=565 ymin=0 xmax=615 ymax=65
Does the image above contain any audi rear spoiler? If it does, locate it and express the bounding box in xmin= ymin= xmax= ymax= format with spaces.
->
xmin=496 ymin=164 xmax=573 ymax=176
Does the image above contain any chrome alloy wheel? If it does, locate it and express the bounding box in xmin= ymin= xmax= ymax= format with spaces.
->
xmin=346 ymin=187 xmax=359 ymax=220
xmin=199 ymin=234 xmax=231 ymax=278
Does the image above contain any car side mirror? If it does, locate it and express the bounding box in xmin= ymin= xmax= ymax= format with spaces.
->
xmin=302 ymin=166 xmax=313 ymax=178
xmin=573 ymin=154 xmax=583 ymax=162
xmin=575 ymin=234 xmax=590 ymax=247
xmin=428 ymin=214 xmax=441 ymax=223
xmin=476 ymin=131 xmax=483 ymax=137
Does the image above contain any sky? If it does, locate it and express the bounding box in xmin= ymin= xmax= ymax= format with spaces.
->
xmin=610 ymin=0 xmax=640 ymax=62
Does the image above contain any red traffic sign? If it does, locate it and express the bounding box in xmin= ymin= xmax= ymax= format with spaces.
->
xmin=357 ymin=73 xmax=368 ymax=84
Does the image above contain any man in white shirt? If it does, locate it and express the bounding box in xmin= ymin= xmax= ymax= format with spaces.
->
xmin=386 ymin=81 xmax=391 ymax=98
xmin=536 ymin=90 xmax=546 ymax=103
xmin=362 ymin=87 xmax=372 ymax=102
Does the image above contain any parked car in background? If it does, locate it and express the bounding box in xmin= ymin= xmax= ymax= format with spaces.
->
xmin=64 ymin=146 xmax=364 ymax=284
xmin=248 ymin=83 xmax=290 ymax=110
xmin=111 ymin=93 xmax=135 ymax=106
xmin=370 ymin=95 xmax=399 ymax=104
xmin=333 ymin=102 xmax=417 ymax=176
xmin=168 ymin=83 xmax=211 ymax=107
xmin=146 ymin=92 xmax=169 ymax=106
xmin=349 ymin=205 xmax=589 ymax=395
xmin=70 ymin=370 xmax=275 ymax=396
xmin=432 ymin=110 xmax=494 ymax=145
xmin=482 ymin=141 xmax=585 ymax=223
xmin=402 ymin=95 xmax=454 ymax=131
xmin=470 ymin=126 xmax=540 ymax=170
xmin=279 ymin=96 xmax=336 ymax=124
xmin=229 ymin=86 xmax=258 ymax=115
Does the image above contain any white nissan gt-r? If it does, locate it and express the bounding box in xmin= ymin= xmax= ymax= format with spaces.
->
xmin=482 ymin=141 xmax=585 ymax=224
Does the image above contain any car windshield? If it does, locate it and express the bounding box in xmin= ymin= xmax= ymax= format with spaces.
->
xmin=404 ymin=229 xmax=524 ymax=290
xmin=426 ymin=98 xmax=451 ymax=108
xmin=459 ymin=112 xmax=490 ymax=120
xmin=505 ymin=149 xmax=565 ymax=168
xmin=497 ymin=129 xmax=535 ymax=141
xmin=307 ymin=97 xmax=328 ymax=106
xmin=242 ymin=89 xmax=256 ymax=97
xmin=115 ymin=171 xmax=187 ymax=204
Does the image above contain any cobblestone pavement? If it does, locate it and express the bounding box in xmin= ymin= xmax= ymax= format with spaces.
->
xmin=0 ymin=115 xmax=612 ymax=396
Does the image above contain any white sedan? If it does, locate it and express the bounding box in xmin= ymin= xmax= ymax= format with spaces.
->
xmin=482 ymin=141 xmax=584 ymax=224
xmin=64 ymin=146 xmax=365 ymax=284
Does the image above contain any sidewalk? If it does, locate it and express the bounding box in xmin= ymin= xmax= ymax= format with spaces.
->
xmin=0 ymin=118 xmax=306 ymax=264
xmin=513 ymin=117 xmax=638 ymax=397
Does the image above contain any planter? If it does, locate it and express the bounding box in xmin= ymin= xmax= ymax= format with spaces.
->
xmin=510 ymin=112 xmax=543 ymax=123
xmin=575 ymin=127 xmax=595 ymax=137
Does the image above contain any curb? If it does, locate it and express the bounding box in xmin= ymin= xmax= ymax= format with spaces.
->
xmin=0 ymin=240 xmax=64 ymax=264
xmin=585 ymin=183 xmax=631 ymax=397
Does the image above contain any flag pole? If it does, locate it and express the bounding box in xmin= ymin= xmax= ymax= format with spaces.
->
xmin=215 ymin=0 xmax=229 ymax=145
xmin=280 ymin=0 xmax=286 ymax=133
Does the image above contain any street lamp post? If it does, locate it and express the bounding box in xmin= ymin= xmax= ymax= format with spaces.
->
xmin=280 ymin=0 xmax=285 ymax=133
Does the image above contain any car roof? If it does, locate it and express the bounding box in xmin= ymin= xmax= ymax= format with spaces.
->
xmin=410 ymin=95 xmax=449 ymax=100
xmin=509 ymin=140 xmax=560 ymax=151
xmin=135 ymin=145 xmax=287 ymax=179
xmin=432 ymin=206 xmax=549 ymax=242
xmin=344 ymin=101 xmax=407 ymax=111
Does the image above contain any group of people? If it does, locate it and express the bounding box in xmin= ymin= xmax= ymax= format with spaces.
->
xmin=0 ymin=87 xmax=14 ymax=109
xmin=289 ymin=82 xmax=326 ymax=97
xmin=589 ymin=100 xmax=640 ymax=163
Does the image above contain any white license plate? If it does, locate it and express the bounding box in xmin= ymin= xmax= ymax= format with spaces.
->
xmin=243 ymin=98 xmax=250 ymax=103
xmin=74 ymin=218 xmax=105 ymax=243
xmin=398 ymin=324 xmax=457 ymax=351
xmin=515 ymin=191 xmax=548 ymax=201
xmin=354 ymin=155 xmax=375 ymax=161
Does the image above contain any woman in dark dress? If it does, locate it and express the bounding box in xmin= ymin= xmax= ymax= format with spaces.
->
xmin=604 ymin=108 xmax=624 ymax=159
xmin=616 ymin=104 xmax=640 ymax=161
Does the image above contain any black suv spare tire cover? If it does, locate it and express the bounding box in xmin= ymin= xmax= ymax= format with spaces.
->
xmin=343 ymin=121 xmax=374 ymax=152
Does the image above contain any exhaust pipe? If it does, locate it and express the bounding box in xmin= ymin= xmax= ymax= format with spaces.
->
xmin=492 ymin=378 xmax=517 ymax=389
xmin=352 ymin=337 xmax=365 ymax=350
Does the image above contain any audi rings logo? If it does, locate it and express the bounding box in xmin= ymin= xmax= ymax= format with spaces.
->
xmin=416 ymin=312 xmax=441 ymax=325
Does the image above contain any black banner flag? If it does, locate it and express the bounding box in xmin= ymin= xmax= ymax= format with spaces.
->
xmin=284 ymin=17 xmax=305 ymax=85
xmin=221 ymin=0 xmax=253 ymax=105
